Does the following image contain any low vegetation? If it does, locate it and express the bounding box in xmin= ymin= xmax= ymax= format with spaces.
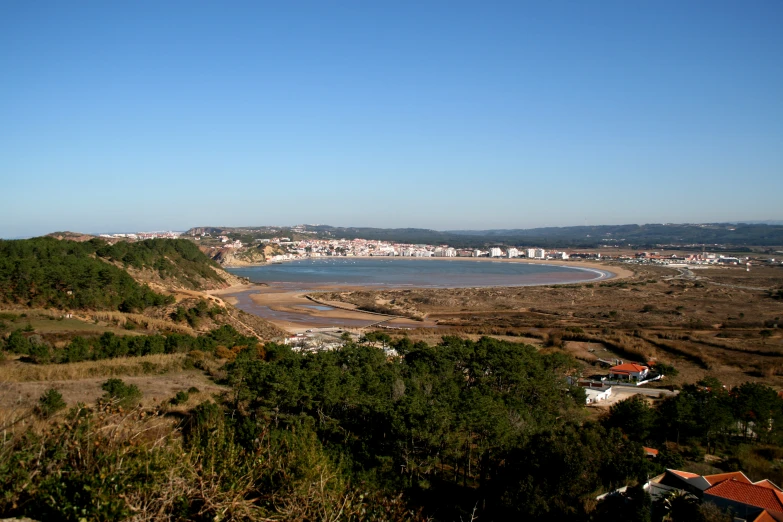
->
xmin=170 ymin=298 xmax=224 ymax=327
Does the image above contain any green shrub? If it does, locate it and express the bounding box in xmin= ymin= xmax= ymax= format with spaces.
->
xmin=100 ymin=378 xmax=142 ymax=408
xmin=170 ymin=391 xmax=190 ymax=405
xmin=28 ymin=340 xmax=51 ymax=364
xmin=187 ymin=386 xmax=200 ymax=394
xmin=36 ymin=388 xmax=66 ymax=418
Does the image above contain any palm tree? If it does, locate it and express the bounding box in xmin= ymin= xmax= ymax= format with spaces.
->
xmin=657 ymin=489 xmax=700 ymax=522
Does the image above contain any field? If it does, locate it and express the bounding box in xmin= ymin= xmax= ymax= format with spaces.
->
xmin=316 ymin=263 xmax=783 ymax=389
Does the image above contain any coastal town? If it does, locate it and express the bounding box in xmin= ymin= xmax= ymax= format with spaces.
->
xmin=97 ymin=228 xmax=782 ymax=268
xmin=188 ymin=231 xmax=779 ymax=268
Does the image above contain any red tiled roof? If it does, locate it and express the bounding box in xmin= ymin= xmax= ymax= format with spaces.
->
xmin=705 ymin=479 xmax=783 ymax=512
xmin=609 ymin=363 xmax=648 ymax=374
xmin=643 ymin=447 xmax=659 ymax=456
xmin=704 ymin=471 xmax=752 ymax=485
xmin=755 ymin=480 xmax=783 ymax=492
xmin=752 ymin=510 xmax=778 ymax=522
xmin=669 ymin=469 xmax=700 ymax=479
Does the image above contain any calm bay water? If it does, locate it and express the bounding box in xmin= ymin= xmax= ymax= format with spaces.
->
xmin=226 ymin=258 xmax=610 ymax=289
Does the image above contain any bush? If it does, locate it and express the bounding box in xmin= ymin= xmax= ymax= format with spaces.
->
xmin=653 ymin=362 xmax=679 ymax=377
xmin=100 ymin=378 xmax=142 ymax=408
xmin=36 ymin=388 xmax=66 ymax=418
xmin=187 ymin=386 xmax=200 ymax=394
xmin=170 ymin=391 xmax=190 ymax=405
xmin=28 ymin=339 xmax=51 ymax=364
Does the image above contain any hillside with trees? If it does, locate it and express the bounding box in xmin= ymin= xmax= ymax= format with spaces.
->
xmin=90 ymin=237 xmax=232 ymax=289
xmin=0 ymin=237 xmax=174 ymax=312
xmin=0 ymin=237 xmax=237 ymax=314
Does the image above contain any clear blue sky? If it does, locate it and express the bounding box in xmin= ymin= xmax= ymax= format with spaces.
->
xmin=1 ymin=1 xmax=781 ymax=238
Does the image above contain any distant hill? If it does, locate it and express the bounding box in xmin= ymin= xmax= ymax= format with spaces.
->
xmin=47 ymin=231 xmax=97 ymax=242
xmin=186 ymin=223 xmax=783 ymax=249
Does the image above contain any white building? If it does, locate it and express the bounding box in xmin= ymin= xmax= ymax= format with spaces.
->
xmin=507 ymin=248 xmax=519 ymax=258
xmin=525 ymin=248 xmax=536 ymax=259
xmin=433 ymin=247 xmax=457 ymax=257
xmin=534 ymin=248 xmax=546 ymax=259
xmin=584 ymin=386 xmax=613 ymax=404
xmin=578 ymin=381 xmax=613 ymax=404
xmin=490 ymin=247 xmax=503 ymax=258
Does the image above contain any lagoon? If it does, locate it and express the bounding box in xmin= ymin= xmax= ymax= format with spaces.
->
xmin=226 ymin=257 xmax=610 ymax=290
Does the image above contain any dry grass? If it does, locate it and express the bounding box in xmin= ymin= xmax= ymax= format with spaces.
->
xmin=323 ymin=264 xmax=783 ymax=389
xmin=0 ymin=353 xmax=188 ymax=383
xmin=89 ymin=311 xmax=196 ymax=335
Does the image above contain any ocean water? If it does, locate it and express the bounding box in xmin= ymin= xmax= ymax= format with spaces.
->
xmin=226 ymin=258 xmax=610 ymax=289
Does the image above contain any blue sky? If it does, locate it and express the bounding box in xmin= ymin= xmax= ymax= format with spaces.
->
xmin=1 ymin=1 xmax=781 ymax=238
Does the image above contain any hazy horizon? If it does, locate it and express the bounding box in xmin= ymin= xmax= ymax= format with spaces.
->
xmin=2 ymin=1 xmax=782 ymax=238
xmin=2 ymin=219 xmax=781 ymax=241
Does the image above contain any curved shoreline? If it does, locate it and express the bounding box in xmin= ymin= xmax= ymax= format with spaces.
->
xmin=224 ymin=258 xmax=629 ymax=288
xmin=216 ymin=259 xmax=631 ymax=333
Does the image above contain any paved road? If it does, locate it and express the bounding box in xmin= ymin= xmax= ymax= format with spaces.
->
xmin=596 ymin=386 xmax=678 ymax=407
xmin=615 ymin=386 xmax=678 ymax=398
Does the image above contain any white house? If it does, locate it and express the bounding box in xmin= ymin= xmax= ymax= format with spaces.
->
xmin=609 ymin=363 xmax=649 ymax=381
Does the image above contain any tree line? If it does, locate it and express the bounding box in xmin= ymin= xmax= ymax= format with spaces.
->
xmin=1 ymin=325 xmax=257 ymax=364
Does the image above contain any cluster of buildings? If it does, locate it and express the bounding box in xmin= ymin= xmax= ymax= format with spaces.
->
xmin=210 ymin=235 xmax=243 ymax=249
xmin=245 ymin=237 xmax=608 ymax=263
xmin=99 ymin=231 xmax=181 ymax=240
xmin=575 ymin=361 xmax=661 ymax=405
xmin=602 ymin=469 xmax=783 ymax=521
xmin=626 ymin=251 xmax=752 ymax=267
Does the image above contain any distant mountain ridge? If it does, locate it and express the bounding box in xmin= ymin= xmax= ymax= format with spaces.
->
xmin=186 ymin=223 xmax=783 ymax=248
